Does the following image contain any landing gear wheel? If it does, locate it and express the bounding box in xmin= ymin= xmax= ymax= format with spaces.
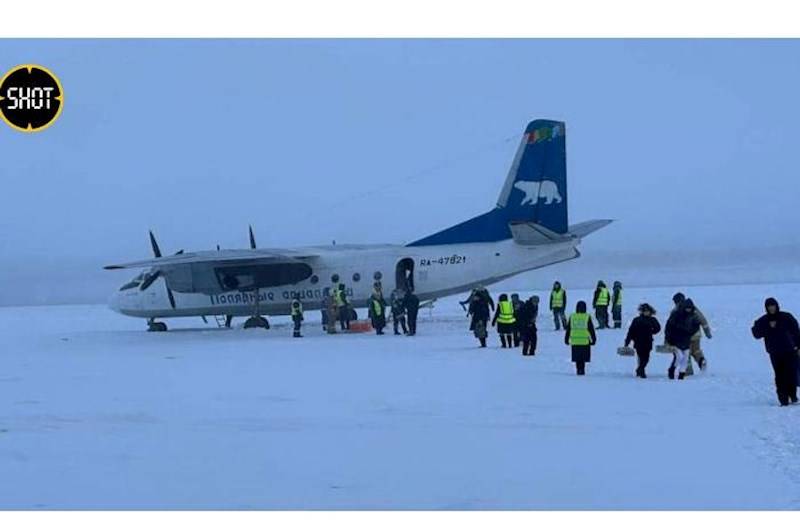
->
xmin=243 ymin=316 xmax=270 ymax=329
xmin=147 ymin=321 xmax=168 ymax=332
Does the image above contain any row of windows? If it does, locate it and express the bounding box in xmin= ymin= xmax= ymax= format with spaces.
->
xmin=309 ymin=271 xmax=383 ymax=285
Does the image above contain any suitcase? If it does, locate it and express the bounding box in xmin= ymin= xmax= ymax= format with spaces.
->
xmin=617 ymin=346 xmax=635 ymax=357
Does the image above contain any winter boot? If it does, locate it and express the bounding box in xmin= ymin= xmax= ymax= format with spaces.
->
xmin=678 ymin=372 xmax=686 ymax=380
xmin=668 ymin=367 xmax=675 ymax=380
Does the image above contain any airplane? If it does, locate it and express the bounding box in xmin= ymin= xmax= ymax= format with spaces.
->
xmin=105 ymin=118 xmax=611 ymax=331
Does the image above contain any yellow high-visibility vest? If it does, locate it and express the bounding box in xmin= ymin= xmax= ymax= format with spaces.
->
xmin=371 ymin=298 xmax=383 ymax=316
xmin=551 ymin=289 xmax=565 ymax=308
xmin=497 ymin=300 xmax=516 ymax=324
xmin=334 ymin=287 xmax=346 ymax=306
xmin=614 ymin=289 xmax=623 ymax=306
xmin=291 ymin=302 xmax=303 ymax=316
xmin=596 ymin=287 xmax=610 ymax=306
xmin=568 ymin=313 xmax=591 ymax=346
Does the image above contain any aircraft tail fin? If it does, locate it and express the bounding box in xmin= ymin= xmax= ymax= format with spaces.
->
xmin=408 ymin=119 xmax=569 ymax=247
xmin=496 ymin=119 xmax=568 ymax=233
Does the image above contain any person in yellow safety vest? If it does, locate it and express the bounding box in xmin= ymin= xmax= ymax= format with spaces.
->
xmin=368 ymin=290 xmax=387 ymax=335
xmin=593 ymin=280 xmax=611 ymax=329
xmin=550 ymin=281 xmax=568 ymax=331
xmin=564 ymin=300 xmax=597 ymax=375
xmin=290 ymin=299 xmax=304 ymax=338
xmin=612 ymin=281 xmax=623 ymax=329
xmin=334 ymin=282 xmax=351 ymax=331
xmin=492 ymin=293 xmax=517 ymax=348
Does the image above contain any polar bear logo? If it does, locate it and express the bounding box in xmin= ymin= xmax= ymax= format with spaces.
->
xmin=514 ymin=180 xmax=563 ymax=205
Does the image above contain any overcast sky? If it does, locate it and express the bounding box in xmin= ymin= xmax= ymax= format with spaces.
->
xmin=1 ymin=39 xmax=799 ymax=305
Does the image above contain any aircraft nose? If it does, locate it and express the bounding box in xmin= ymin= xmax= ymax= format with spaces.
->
xmin=108 ymin=292 xmax=123 ymax=313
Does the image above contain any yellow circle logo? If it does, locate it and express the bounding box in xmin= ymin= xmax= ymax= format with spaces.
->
xmin=0 ymin=64 xmax=64 ymax=132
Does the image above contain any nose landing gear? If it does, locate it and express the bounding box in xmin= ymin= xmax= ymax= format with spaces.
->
xmin=147 ymin=318 xmax=168 ymax=332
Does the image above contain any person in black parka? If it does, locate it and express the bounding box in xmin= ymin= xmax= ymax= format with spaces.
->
xmin=468 ymin=290 xmax=491 ymax=348
xmin=625 ymin=303 xmax=661 ymax=378
xmin=404 ymin=290 xmax=420 ymax=336
xmin=752 ymin=297 xmax=800 ymax=406
xmin=665 ymin=299 xmax=701 ymax=380
xmin=515 ymin=295 xmax=539 ymax=356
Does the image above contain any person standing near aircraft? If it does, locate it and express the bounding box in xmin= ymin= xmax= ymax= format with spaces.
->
xmin=405 ymin=290 xmax=420 ymax=336
xmin=511 ymin=293 xmax=524 ymax=347
xmin=665 ymin=299 xmax=701 ymax=380
xmin=550 ymin=281 xmax=567 ymax=331
xmin=334 ymin=282 xmax=351 ymax=331
xmin=593 ymin=280 xmax=611 ymax=329
xmin=751 ymin=297 xmax=800 ymax=406
xmin=612 ymin=281 xmax=623 ymax=329
xmin=323 ymin=288 xmax=337 ymax=334
xmin=390 ymin=288 xmax=409 ymax=335
xmin=565 ymin=301 xmax=597 ymax=375
xmin=516 ymin=295 xmax=539 ymax=356
xmin=625 ymin=303 xmax=661 ymax=378
xmin=368 ymin=289 xmax=387 ymax=335
xmin=290 ymin=299 xmax=304 ymax=338
xmin=469 ymin=290 xmax=491 ymax=348
xmin=492 ymin=294 xmax=517 ymax=348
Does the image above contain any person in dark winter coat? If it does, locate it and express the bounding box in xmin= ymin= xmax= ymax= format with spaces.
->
xmin=751 ymin=297 xmax=800 ymax=406
xmin=550 ymin=281 xmax=568 ymax=330
xmin=368 ymin=291 xmax=387 ymax=335
xmin=404 ymin=290 xmax=420 ymax=336
xmin=612 ymin=281 xmax=623 ymax=329
xmin=511 ymin=293 xmax=524 ymax=347
xmin=515 ymin=296 xmax=539 ymax=356
xmin=625 ymin=303 xmax=661 ymax=378
xmin=468 ymin=290 xmax=491 ymax=347
xmin=665 ymin=298 xmax=702 ymax=380
xmin=390 ymin=288 xmax=408 ymax=335
xmin=565 ymin=301 xmax=597 ymax=375
xmin=593 ymin=280 xmax=611 ymax=329
xmin=290 ymin=299 xmax=304 ymax=338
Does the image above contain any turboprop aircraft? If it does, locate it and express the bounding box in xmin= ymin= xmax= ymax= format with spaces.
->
xmin=106 ymin=118 xmax=611 ymax=331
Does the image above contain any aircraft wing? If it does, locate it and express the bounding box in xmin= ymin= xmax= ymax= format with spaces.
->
xmin=105 ymin=248 xmax=321 ymax=295
xmin=104 ymin=248 xmax=318 ymax=270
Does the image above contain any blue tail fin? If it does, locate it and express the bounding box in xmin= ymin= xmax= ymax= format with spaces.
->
xmin=408 ymin=119 xmax=568 ymax=246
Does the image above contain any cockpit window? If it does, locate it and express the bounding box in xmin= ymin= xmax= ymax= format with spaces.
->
xmin=119 ymin=271 xmax=147 ymax=291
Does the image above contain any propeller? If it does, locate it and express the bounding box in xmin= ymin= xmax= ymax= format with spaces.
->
xmin=249 ymin=225 xmax=257 ymax=249
xmin=148 ymin=230 xmax=176 ymax=309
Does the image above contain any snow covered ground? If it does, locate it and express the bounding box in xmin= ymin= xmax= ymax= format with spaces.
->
xmin=2 ymin=282 xmax=800 ymax=510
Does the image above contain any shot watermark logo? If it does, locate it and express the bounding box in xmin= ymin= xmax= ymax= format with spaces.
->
xmin=0 ymin=64 xmax=63 ymax=132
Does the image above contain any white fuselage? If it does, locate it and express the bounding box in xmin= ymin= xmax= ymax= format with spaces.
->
xmin=109 ymin=238 xmax=581 ymax=319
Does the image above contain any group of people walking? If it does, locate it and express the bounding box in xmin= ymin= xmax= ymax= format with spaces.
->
xmin=465 ymin=281 xmax=719 ymax=380
xmin=623 ymin=292 xmax=711 ymax=380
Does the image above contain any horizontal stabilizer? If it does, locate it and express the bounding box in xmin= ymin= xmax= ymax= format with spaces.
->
xmin=509 ymin=221 xmax=568 ymax=245
xmin=568 ymin=219 xmax=613 ymax=238
xmin=510 ymin=219 xmax=612 ymax=245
